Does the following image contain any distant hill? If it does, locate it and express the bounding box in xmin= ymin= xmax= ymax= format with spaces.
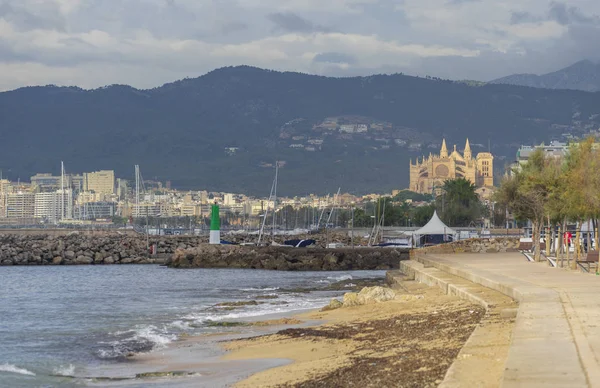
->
xmin=1 ymin=66 xmax=600 ymax=196
xmin=491 ymin=60 xmax=600 ymax=92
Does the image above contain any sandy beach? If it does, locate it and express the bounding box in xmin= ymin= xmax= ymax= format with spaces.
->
xmin=223 ymin=281 xmax=489 ymax=388
xmin=110 ymin=275 xmax=515 ymax=388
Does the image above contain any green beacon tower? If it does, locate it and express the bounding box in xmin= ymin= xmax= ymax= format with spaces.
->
xmin=209 ymin=203 xmax=220 ymax=244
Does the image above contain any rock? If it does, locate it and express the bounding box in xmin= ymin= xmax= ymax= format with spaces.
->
xmin=64 ymin=250 xmax=75 ymax=260
xmin=75 ymin=255 xmax=93 ymax=264
xmin=343 ymin=292 xmax=361 ymax=307
xmin=121 ymin=257 xmax=134 ymax=264
xmin=104 ymin=256 xmax=115 ymax=264
xmin=52 ymin=256 xmax=63 ymax=265
xmin=321 ymin=298 xmax=343 ymax=311
xmin=357 ymin=286 xmax=396 ymax=304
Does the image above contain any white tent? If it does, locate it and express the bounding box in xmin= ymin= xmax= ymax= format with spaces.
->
xmin=414 ymin=211 xmax=457 ymax=246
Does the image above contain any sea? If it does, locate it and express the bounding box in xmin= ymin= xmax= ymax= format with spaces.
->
xmin=0 ymin=265 xmax=385 ymax=387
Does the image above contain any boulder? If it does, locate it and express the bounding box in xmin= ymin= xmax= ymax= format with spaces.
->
xmin=52 ymin=256 xmax=63 ymax=265
xmin=104 ymin=256 xmax=115 ymax=264
xmin=64 ymin=250 xmax=75 ymax=260
xmin=343 ymin=292 xmax=361 ymax=307
xmin=357 ymin=286 xmax=396 ymax=304
xmin=75 ymin=255 xmax=93 ymax=264
xmin=321 ymin=298 xmax=343 ymax=311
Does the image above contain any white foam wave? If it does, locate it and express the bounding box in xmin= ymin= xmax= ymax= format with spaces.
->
xmin=326 ymin=275 xmax=353 ymax=281
xmin=53 ymin=364 xmax=75 ymax=377
xmin=240 ymin=287 xmax=280 ymax=291
xmin=170 ymin=320 xmax=192 ymax=330
xmin=0 ymin=363 xmax=36 ymax=376
xmin=184 ymin=295 xmax=334 ymax=323
xmin=133 ymin=325 xmax=176 ymax=348
xmin=98 ymin=325 xmax=177 ymax=359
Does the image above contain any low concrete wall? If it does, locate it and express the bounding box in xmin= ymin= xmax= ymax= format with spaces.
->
xmin=410 ymin=237 xmax=519 ymax=258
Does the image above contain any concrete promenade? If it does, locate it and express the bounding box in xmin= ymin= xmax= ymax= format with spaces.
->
xmin=412 ymin=252 xmax=600 ymax=387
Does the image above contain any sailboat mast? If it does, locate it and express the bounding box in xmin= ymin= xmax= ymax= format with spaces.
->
xmin=135 ymin=165 xmax=140 ymax=218
xmin=60 ymin=161 xmax=65 ymax=222
xmin=271 ymin=161 xmax=278 ymax=241
xmin=257 ymin=177 xmax=275 ymax=245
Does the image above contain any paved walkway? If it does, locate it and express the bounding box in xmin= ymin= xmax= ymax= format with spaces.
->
xmin=414 ymin=252 xmax=600 ymax=388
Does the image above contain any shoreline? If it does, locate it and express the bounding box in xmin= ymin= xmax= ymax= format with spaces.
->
xmin=223 ymin=283 xmax=486 ymax=388
xmin=109 ymin=281 xmax=492 ymax=387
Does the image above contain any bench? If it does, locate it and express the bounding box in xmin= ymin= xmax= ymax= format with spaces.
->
xmin=518 ymin=241 xmax=533 ymax=252
xmin=577 ymin=250 xmax=599 ymax=273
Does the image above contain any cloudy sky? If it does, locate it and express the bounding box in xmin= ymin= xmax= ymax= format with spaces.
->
xmin=0 ymin=0 xmax=599 ymax=91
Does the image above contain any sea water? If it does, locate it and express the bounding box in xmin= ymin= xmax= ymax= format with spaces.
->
xmin=0 ymin=265 xmax=385 ymax=387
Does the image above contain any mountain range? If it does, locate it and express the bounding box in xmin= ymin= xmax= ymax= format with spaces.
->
xmin=1 ymin=66 xmax=600 ymax=196
xmin=491 ymin=60 xmax=600 ymax=92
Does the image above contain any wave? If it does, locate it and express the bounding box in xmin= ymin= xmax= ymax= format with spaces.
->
xmin=96 ymin=325 xmax=176 ymax=360
xmin=183 ymin=295 xmax=333 ymax=324
xmin=0 ymin=363 xmax=36 ymax=376
xmin=53 ymin=364 xmax=75 ymax=377
xmin=326 ymin=274 xmax=353 ymax=281
xmin=240 ymin=287 xmax=280 ymax=291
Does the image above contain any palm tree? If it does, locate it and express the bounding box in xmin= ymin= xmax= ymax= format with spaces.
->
xmin=438 ymin=178 xmax=482 ymax=227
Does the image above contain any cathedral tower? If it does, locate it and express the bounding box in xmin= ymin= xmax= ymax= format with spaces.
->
xmin=440 ymin=139 xmax=448 ymax=158
xmin=464 ymin=139 xmax=472 ymax=160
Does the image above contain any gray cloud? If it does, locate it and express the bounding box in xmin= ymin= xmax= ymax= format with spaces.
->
xmin=313 ymin=52 xmax=357 ymax=64
xmin=548 ymin=2 xmax=600 ymax=26
xmin=219 ymin=21 xmax=248 ymax=35
xmin=267 ymin=12 xmax=329 ymax=33
xmin=447 ymin=0 xmax=481 ymax=5
xmin=1 ymin=0 xmax=600 ymax=91
xmin=0 ymin=0 xmax=65 ymax=32
xmin=510 ymin=11 xmax=540 ymax=24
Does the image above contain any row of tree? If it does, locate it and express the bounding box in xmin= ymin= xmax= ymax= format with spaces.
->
xmin=495 ymin=137 xmax=600 ymax=264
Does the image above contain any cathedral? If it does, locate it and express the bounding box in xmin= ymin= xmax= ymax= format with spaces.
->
xmin=409 ymin=139 xmax=494 ymax=194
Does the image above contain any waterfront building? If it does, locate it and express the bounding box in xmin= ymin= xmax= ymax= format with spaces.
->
xmin=6 ymin=192 xmax=36 ymax=219
xmin=30 ymin=173 xmax=61 ymax=191
xmin=84 ymin=170 xmax=115 ymax=195
xmin=409 ymin=139 xmax=494 ymax=194
xmin=30 ymin=173 xmax=83 ymax=192
xmin=34 ymin=190 xmax=73 ymax=222
xmin=74 ymin=202 xmax=116 ymax=220
xmin=132 ymin=202 xmax=161 ymax=217
xmin=0 ymin=179 xmax=10 ymax=194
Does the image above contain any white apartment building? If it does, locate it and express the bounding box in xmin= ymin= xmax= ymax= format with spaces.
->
xmin=34 ymin=190 xmax=73 ymax=222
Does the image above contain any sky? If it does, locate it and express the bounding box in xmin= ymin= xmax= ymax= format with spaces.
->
xmin=0 ymin=0 xmax=599 ymax=91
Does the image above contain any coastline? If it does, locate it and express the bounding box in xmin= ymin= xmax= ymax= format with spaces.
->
xmin=117 ymin=280 xmax=492 ymax=388
xmin=223 ymin=283 xmax=485 ymax=388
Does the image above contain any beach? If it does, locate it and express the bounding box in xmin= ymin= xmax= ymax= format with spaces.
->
xmin=1 ymin=265 xmax=514 ymax=387
xmin=223 ymin=282 xmax=486 ymax=387
xmin=127 ymin=278 xmax=511 ymax=388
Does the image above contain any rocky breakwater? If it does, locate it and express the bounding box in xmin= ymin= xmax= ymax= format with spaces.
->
xmin=0 ymin=233 xmax=206 ymax=265
xmin=411 ymin=237 xmax=520 ymax=257
xmin=167 ymin=245 xmax=409 ymax=271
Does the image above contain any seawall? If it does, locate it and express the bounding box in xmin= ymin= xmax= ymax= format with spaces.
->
xmin=0 ymin=233 xmax=204 ymax=265
xmin=168 ymin=245 xmax=409 ymax=271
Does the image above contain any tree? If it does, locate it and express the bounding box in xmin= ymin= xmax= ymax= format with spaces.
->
xmin=437 ymin=178 xmax=483 ymax=227
xmin=411 ymin=204 xmax=435 ymax=227
xmin=496 ymin=149 xmax=559 ymax=261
